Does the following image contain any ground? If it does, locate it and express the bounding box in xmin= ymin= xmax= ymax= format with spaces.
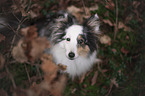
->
xmin=0 ymin=0 xmax=145 ymax=96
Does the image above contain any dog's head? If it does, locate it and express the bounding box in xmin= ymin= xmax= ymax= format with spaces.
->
xmin=50 ymin=12 xmax=101 ymax=60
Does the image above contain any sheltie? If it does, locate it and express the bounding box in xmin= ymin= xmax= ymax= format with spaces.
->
xmin=40 ymin=11 xmax=101 ymax=78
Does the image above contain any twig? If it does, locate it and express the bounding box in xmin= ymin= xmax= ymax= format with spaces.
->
xmin=5 ymin=65 xmax=17 ymax=89
xmin=114 ymin=0 xmax=118 ymax=40
xmin=24 ymin=64 xmax=31 ymax=84
xmin=81 ymin=0 xmax=87 ymax=15
xmin=35 ymin=64 xmax=42 ymax=80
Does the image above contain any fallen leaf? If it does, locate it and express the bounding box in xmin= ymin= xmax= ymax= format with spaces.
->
xmin=12 ymin=25 xmax=50 ymax=62
xmin=30 ymin=37 xmax=50 ymax=61
xmin=0 ymin=34 xmax=5 ymax=42
xmin=0 ymin=72 xmax=7 ymax=79
xmin=100 ymin=35 xmax=111 ymax=45
xmin=105 ymin=0 xmax=115 ymax=10
xmin=103 ymin=19 xmax=114 ymax=26
xmin=112 ymin=49 xmax=117 ymax=53
xmin=118 ymin=22 xmax=131 ymax=31
xmin=91 ymin=71 xmax=98 ymax=86
xmin=41 ymin=54 xmax=58 ymax=82
xmin=79 ymin=73 xmax=86 ymax=84
xmin=111 ymin=78 xmax=118 ymax=87
xmin=89 ymin=4 xmax=99 ymax=11
xmin=0 ymin=53 xmax=5 ymax=69
xmin=67 ymin=5 xmax=91 ymax=23
xmin=0 ymin=89 xmax=8 ymax=96
xmin=121 ymin=47 xmax=129 ymax=55
xmin=12 ymin=40 xmax=28 ymax=63
xmin=50 ymin=75 xmax=67 ymax=96
xmin=133 ymin=1 xmax=141 ymax=9
xmin=21 ymin=25 xmax=38 ymax=39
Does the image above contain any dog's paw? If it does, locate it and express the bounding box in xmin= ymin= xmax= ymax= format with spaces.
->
xmin=58 ymin=64 xmax=67 ymax=71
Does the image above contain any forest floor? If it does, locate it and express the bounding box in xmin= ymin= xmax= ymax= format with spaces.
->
xmin=0 ymin=0 xmax=145 ymax=96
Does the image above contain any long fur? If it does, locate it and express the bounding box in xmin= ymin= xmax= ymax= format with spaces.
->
xmin=40 ymin=12 xmax=101 ymax=78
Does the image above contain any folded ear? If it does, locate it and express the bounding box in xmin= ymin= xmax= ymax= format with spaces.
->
xmin=83 ymin=13 xmax=100 ymax=34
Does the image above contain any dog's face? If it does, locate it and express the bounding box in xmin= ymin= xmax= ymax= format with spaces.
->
xmin=59 ymin=25 xmax=84 ymax=60
xmin=50 ymin=12 xmax=101 ymax=60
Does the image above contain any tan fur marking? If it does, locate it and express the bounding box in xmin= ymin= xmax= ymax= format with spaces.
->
xmin=77 ymin=45 xmax=90 ymax=57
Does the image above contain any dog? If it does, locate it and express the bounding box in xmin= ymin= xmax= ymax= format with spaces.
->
xmin=40 ymin=11 xmax=101 ymax=78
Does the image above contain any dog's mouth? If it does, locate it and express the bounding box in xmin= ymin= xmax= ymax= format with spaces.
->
xmin=68 ymin=57 xmax=75 ymax=60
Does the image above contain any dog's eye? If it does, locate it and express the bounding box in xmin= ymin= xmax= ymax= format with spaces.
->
xmin=66 ymin=38 xmax=70 ymax=41
xmin=78 ymin=39 xmax=84 ymax=44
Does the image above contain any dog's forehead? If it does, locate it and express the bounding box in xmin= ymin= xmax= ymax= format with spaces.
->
xmin=65 ymin=25 xmax=83 ymax=38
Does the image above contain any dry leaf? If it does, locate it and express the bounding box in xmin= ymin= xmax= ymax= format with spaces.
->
xmin=112 ymin=49 xmax=117 ymax=53
xmin=41 ymin=54 xmax=58 ymax=82
xmin=12 ymin=40 xmax=28 ymax=63
xmin=133 ymin=1 xmax=140 ymax=9
xmin=0 ymin=54 xmax=5 ymax=69
xmin=67 ymin=6 xmax=91 ymax=23
xmin=79 ymin=73 xmax=86 ymax=84
xmin=118 ymin=22 xmax=131 ymax=31
xmin=105 ymin=0 xmax=115 ymax=10
xmin=91 ymin=71 xmax=98 ymax=86
xmin=89 ymin=5 xmax=99 ymax=11
xmin=111 ymin=78 xmax=118 ymax=87
xmin=50 ymin=75 xmax=67 ymax=96
xmin=100 ymin=35 xmax=111 ymax=45
xmin=103 ymin=19 xmax=114 ymax=26
xmin=21 ymin=25 xmax=38 ymax=39
xmin=12 ymin=25 xmax=50 ymax=62
xmin=0 ymin=34 xmax=5 ymax=42
xmin=30 ymin=37 xmax=50 ymax=61
xmin=0 ymin=89 xmax=8 ymax=96
xmin=121 ymin=47 xmax=129 ymax=55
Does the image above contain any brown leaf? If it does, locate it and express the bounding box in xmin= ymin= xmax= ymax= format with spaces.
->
xmin=0 ymin=72 xmax=7 ymax=79
xmin=112 ymin=49 xmax=117 ymax=53
xmin=0 ymin=53 xmax=5 ymax=69
xmin=0 ymin=89 xmax=8 ymax=96
xmin=103 ymin=19 xmax=114 ymax=26
xmin=41 ymin=54 xmax=58 ymax=82
xmin=79 ymin=73 xmax=86 ymax=84
xmin=12 ymin=25 xmax=50 ymax=62
xmin=118 ymin=22 xmax=131 ymax=31
xmin=91 ymin=71 xmax=98 ymax=86
xmin=30 ymin=37 xmax=50 ymax=61
xmin=21 ymin=25 xmax=38 ymax=39
xmin=0 ymin=34 xmax=5 ymax=42
xmin=105 ymin=0 xmax=115 ymax=10
xmin=133 ymin=1 xmax=141 ymax=9
xmin=50 ymin=75 xmax=67 ymax=96
xmin=67 ymin=6 xmax=91 ymax=23
xmin=12 ymin=40 xmax=28 ymax=63
xmin=100 ymin=35 xmax=111 ymax=45
xmin=111 ymin=78 xmax=118 ymax=87
xmin=13 ymin=88 xmax=28 ymax=96
xmin=121 ymin=47 xmax=129 ymax=55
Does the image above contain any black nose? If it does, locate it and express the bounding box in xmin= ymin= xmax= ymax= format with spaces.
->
xmin=68 ymin=52 xmax=75 ymax=58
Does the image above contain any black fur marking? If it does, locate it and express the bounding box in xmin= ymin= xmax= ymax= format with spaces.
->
xmin=50 ymin=13 xmax=78 ymax=44
xmin=83 ymin=26 xmax=98 ymax=52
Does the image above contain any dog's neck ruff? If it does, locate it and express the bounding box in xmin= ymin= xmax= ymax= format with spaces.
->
xmin=50 ymin=43 xmax=97 ymax=78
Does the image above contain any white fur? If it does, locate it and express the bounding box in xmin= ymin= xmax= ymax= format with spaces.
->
xmin=50 ymin=25 xmax=97 ymax=78
xmin=50 ymin=43 xmax=97 ymax=78
xmin=60 ymin=25 xmax=83 ymax=59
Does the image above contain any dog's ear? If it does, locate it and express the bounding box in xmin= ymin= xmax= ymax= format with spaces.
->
xmin=64 ymin=13 xmax=77 ymax=24
xmin=83 ymin=13 xmax=100 ymax=34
